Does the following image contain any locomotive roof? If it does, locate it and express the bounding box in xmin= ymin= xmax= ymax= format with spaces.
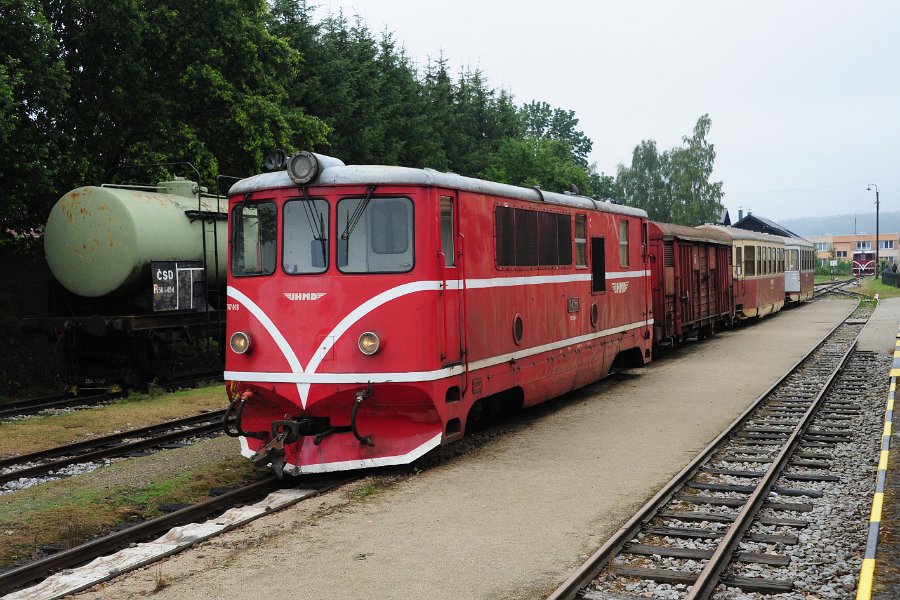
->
xmin=697 ymin=224 xmax=787 ymax=244
xmin=230 ymin=164 xmax=648 ymax=218
xmin=650 ymin=221 xmax=732 ymax=245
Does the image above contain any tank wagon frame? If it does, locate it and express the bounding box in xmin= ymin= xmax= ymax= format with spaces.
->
xmin=29 ymin=165 xmax=230 ymax=391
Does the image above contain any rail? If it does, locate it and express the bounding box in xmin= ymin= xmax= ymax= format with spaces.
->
xmin=548 ymin=302 xmax=867 ymax=599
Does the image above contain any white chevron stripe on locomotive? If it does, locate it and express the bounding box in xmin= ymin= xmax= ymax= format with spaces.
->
xmin=226 ymin=271 xmax=651 ymax=407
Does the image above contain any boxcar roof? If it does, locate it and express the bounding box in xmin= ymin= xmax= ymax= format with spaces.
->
xmin=230 ymin=164 xmax=648 ymax=218
xmin=650 ymin=221 xmax=732 ymax=245
xmin=698 ymin=224 xmax=786 ymax=244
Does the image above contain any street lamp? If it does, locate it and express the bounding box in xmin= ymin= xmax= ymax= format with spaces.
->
xmin=867 ymin=184 xmax=880 ymax=277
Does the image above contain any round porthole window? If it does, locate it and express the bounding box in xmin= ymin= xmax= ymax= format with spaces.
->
xmin=513 ymin=314 xmax=524 ymax=345
xmin=591 ymin=303 xmax=599 ymax=328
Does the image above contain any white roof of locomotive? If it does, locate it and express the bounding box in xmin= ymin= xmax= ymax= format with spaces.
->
xmin=230 ymin=163 xmax=647 ymax=218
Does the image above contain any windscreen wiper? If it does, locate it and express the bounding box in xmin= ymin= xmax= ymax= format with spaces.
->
xmin=341 ymin=185 xmax=376 ymax=240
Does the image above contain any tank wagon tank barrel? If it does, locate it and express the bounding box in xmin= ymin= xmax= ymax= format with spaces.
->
xmin=25 ymin=165 xmax=231 ymax=392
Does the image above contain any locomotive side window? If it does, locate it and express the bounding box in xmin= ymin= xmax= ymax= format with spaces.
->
xmin=591 ymin=237 xmax=606 ymax=293
xmin=440 ymin=196 xmax=455 ymax=266
xmin=337 ymin=197 xmax=414 ymax=273
xmin=744 ymin=244 xmax=755 ymax=276
xmin=575 ymin=214 xmax=587 ymax=267
xmin=494 ymin=206 xmax=572 ymax=268
xmin=283 ymin=198 xmax=329 ymax=274
xmin=231 ymin=201 xmax=277 ymax=277
xmin=619 ymin=220 xmax=629 ymax=267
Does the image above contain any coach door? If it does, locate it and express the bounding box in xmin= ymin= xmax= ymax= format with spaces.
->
xmin=438 ymin=193 xmax=464 ymax=367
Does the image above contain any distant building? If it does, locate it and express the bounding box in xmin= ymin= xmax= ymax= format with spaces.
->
xmin=807 ymin=235 xmax=833 ymax=266
xmin=809 ymin=233 xmax=900 ymax=267
xmin=732 ymin=214 xmax=805 ymax=239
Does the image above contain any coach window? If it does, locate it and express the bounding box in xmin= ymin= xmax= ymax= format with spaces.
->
xmin=283 ymin=197 xmax=329 ymax=274
xmin=744 ymin=244 xmax=755 ymax=276
xmin=619 ymin=220 xmax=629 ymax=267
xmin=735 ymin=246 xmax=743 ymax=277
xmin=337 ymin=196 xmax=414 ymax=273
xmin=575 ymin=215 xmax=587 ymax=267
xmin=231 ymin=201 xmax=277 ymax=277
xmin=787 ymin=249 xmax=798 ymax=271
xmin=591 ymin=237 xmax=606 ymax=293
xmin=440 ymin=196 xmax=455 ymax=266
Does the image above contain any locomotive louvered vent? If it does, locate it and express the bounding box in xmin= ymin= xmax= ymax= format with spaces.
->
xmin=495 ymin=206 xmax=573 ymax=267
xmin=664 ymin=243 xmax=675 ymax=267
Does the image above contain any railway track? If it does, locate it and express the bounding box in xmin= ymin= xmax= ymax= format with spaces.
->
xmin=549 ymin=302 xmax=877 ymax=599
xmin=0 ymin=392 xmax=111 ymax=420
xmin=0 ymin=474 xmax=355 ymax=597
xmin=811 ymin=279 xmax=860 ymax=300
xmin=0 ymin=410 xmax=227 ymax=490
xmin=0 ymin=372 xmax=223 ymax=420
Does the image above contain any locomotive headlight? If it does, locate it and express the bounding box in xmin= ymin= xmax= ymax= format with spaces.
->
xmin=230 ymin=331 xmax=251 ymax=355
xmin=358 ymin=332 xmax=380 ymax=356
xmin=287 ymin=151 xmax=318 ymax=185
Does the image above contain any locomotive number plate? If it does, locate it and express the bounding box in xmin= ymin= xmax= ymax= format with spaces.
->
xmin=567 ymin=297 xmax=580 ymax=313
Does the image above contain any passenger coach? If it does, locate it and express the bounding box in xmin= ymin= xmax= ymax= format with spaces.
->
xmin=699 ymin=225 xmax=785 ymax=319
xmin=782 ymin=236 xmax=815 ymax=303
xmin=224 ymin=152 xmax=653 ymax=475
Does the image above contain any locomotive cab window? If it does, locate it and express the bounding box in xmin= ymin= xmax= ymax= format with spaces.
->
xmin=337 ymin=196 xmax=414 ymax=273
xmin=283 ymin=197 xmax=329 ymax=274
xmin=575 ymin=215 xmax=587 ymax=267
xmin=231 ymin=201 xmax=277 ymax=277
xmin=619 ymin=220 xmax=629 ymax=267
xmin=440 ymin=196 xmax=454 ymax=267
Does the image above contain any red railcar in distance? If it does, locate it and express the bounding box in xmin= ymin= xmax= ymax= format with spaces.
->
xmin=224 ymin=152 xmax=653 ymax=475
xmin=647 ymin=222 xmax=734 ymax=346
xmin=698 ymin=225 xmax=785 ymax=319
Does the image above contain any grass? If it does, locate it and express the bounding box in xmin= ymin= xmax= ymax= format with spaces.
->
xmin=859 ymin=276 xmax=900 ymax=299
xmin=0 ymin=384 xmax=228 ymax=457
xmin=0 ymin=437 xmax=260 ymax=567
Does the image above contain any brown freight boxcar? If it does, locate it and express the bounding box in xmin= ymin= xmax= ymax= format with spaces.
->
xmin=647 ymin=221 xmax=734 ymax=347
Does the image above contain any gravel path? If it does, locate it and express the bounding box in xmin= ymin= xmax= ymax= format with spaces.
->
xmin=68 ymin=300 xmax=856 ymax=600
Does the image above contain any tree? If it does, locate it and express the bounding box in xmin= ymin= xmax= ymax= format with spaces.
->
xmin=617 ymin=139 xmax=672 ymax=221
xmin=0 ymin=0 xmax=68 ymax=231
xmin=616 ymin=115 xmax=723 ymax=226
xmin=43 ymin=0 xmax=327 ymax=191
xmin=484 ymin=137 xmax=592 ymax=195
xmin=521 ymin=101 xmax=592 ymax=167
xmin=667 ymin=114 xmax=724 ymax=225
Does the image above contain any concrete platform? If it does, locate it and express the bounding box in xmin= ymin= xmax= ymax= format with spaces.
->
xmin=71 ymin=300 xmax=856 ymax=600
xmin=866 ymin=298 xmax=900 ymax=599
xmin=858 ymin=297 xmax=900 ymax=355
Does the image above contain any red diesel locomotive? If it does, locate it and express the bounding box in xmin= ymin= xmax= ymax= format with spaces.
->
xmin=223 ymin=152 xmax=653 ymax=475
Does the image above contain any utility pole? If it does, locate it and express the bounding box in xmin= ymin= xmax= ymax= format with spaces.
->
xmin=868 ymin=185 xmax=880 ymax=276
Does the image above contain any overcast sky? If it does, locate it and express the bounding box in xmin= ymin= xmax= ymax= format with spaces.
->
xmin=314 ymin=1 xmax=899 ymax=222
